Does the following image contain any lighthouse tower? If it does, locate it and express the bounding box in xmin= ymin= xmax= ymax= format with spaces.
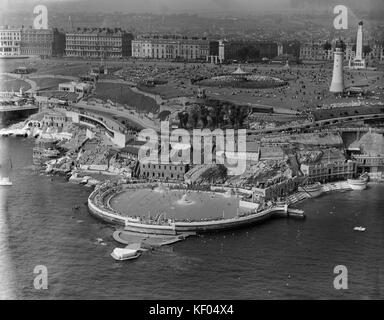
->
xmin=330 ymin=40 xmax=345 ymax=94
xmin=349 ymin=21 xmax=366 ymax=69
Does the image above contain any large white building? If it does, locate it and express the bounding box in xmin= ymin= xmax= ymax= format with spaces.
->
xmin=132 ymin=39 xmax=153 ymax=58
xmin=299 ymin=42 xmax=333 ymax=61
xmin=65 ymin=28 xmax=133 ymax=59
xmin=0 ymin=26 xmax=21 ymax=57
xmin=132 ymin=35 xmax=210 ymax=61
xmin=366 ymin=43 xmax=384 ymax=62
xmin=59 ymin=81 xmax=92 ymax=96
xmin=20 ymin=27 xmax=53 ymax=57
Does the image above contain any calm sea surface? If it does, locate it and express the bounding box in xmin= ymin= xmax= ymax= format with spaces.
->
xmin=0 ymin=137 xmax=383 ymax=299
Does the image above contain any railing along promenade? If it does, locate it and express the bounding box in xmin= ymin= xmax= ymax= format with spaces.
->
xmin=248 ymin=113 xmax=384 ymax=136
xmin=0 ymin=104 xmax=38 ymax=112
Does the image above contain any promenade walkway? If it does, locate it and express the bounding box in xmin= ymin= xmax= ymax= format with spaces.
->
xmin=74 ymin=101 xmax=160 ymax=132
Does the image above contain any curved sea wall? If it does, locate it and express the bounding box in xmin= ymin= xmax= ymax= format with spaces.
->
xmin=88 ymin=183 xmax=288 ymax=235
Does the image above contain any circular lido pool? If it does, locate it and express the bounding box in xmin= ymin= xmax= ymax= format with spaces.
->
xmin=88 ymin=183 xmax=286 ymax=234
xmin=109 ymin=187 xmax=245 ymax=221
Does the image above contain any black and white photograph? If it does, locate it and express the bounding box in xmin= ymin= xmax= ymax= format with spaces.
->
xmin=0 ymin=0 xmax=383 ymax=306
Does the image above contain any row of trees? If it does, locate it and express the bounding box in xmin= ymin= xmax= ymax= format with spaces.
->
xmin=323 ymin=41 xmax=372 ymax=55
xmin=178 ymin=103 xmax=249 ymax=129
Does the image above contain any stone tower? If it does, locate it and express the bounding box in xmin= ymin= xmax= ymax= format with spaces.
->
xmin=349 ymin=21 xmax=366 ymax=69
xmin=355 ymin=21 xmax=363 ymax=61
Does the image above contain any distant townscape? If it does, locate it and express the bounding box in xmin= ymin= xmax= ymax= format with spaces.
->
xmin=1 ymin=4 xmax=384 ymax=273
xmin=0 ymin=21 xmax=384 ymax=64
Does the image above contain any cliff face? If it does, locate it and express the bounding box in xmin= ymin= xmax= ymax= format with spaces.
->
xmin=261 ymin=132 xmax=344 ymax=147
xmin=185 ymin=164 xmax=228 ymax=185
xmin=228 ymin=159 xmax=293 ymax=187
xmin=351 ymin=132 xmax=384 ymax=156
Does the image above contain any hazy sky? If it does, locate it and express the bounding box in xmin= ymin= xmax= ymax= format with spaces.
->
xmin=1 ymin=0 xmax=380 ymax=14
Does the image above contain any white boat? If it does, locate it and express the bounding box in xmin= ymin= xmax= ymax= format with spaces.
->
xmin=354 ymin=226 xmax=366 ymax=232
xmin=359 ymin=173 xmax=369 ymax=182
xmin=298 ymin=182 xmax=323 ymax=198
xmin=0 ymin=177 xmax=12 ymax=186
xmin=86 ymin=178 xmax=100 ymax=187
xmin=80 ymin=176 xmax=92 ymax=185
xmin=348 ymin=178 xmax=367 ymax=190
xmin=69 ymin=172 xmax=91 ymax=184
xmin=111 ymin=248 xmax=142 ymax=261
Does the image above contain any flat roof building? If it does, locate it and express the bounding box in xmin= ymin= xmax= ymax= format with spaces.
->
xmin=220 ymin=40 xmax=279 ymax=62
xmin=20 ymin=27 xmax=53 ymax=57
xmin=65 ymin=28 xmax=133 ymax=59
xmin=0 ymin=26 xmax=21 ymax=57
xmin=132 ymin=35 xmax=210 ymax=61
xmin=59 ymin=82 xmax=92 ymax=96
xmin=140 ymin=162 xmax=189 ymax=181
xmin=300 ymin=160 xmax=357 ymax=184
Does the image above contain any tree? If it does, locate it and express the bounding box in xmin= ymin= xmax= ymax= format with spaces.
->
xmin=323 ymin=42 xmax=332 ymax=51
xmin=200 ymin=105 xmax=209 ymax=127
xmin=188 ymin=105 xmax=200 ymax=128
xmin=228 ymin=106 xmax=238 ymax=127
xmin=237 ymin=107 xmax=249 ymax=127
xmin=363 ymin=45 xmax=372 ymax=56
xmin=178 ymin=112 xmax=189 ymax=128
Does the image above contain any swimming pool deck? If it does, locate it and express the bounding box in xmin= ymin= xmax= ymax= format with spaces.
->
xmin=88 ymin=184 xmax=288 ymax=235
xmin=113 ymin=230 xmax=194 ymax=247
xmin=87 ymin=179 xmax=364 ymax=235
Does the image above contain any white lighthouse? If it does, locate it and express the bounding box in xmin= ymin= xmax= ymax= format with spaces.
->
xmin=330 ymin=40 xmax=345 ymax=94
xmin=349 ymin=21 xmax=366 ymax=69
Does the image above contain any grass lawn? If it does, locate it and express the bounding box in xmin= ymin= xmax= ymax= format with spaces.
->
xmin=0 ymin=78 xmax=31 ymax=91
xmin=31 ymin=77 xmax=70 ymax=90
xmin=137 ymin=83 xmax=193 ymax=99
xmin=94 ymin=82 xmax=159 ymax=113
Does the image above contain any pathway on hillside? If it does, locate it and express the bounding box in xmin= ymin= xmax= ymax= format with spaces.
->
xmin=75 ymin=101 xmax=160 ymax=132
xmin=1 ymin=73 xmax=37 ymax=93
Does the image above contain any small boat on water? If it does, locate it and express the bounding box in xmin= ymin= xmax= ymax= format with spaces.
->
xmin=80 ymin=176 xmax=92 ymax=185
xmin=86 ymin=178 xmax=100 ymax=187
xmin=68 ymin=172 xmax=84 ymax=183
xmin=348 ymin=174 xmax=368 ymax=190
xmin=354 ymin=226 xmax=366 ymax=232
xmin=0 ymin=177 xmax=12 ymax=186
xmin=111 ymin=248 xmax=142 ymax=261
xmin=360 ymin=172 xmax=369 ymax=182
xmin=298 ymin=182 xmax=323 ymax=198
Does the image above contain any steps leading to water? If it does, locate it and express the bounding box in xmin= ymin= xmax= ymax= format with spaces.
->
xmin=322 ymin=181 xmax=350 ymax=192
xmin=286 ymin=192 xmax=309 ymax=205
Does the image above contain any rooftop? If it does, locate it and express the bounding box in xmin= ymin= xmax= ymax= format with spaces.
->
xmin=232 ymin=66 xmax=249 ymax=75
xmin=67 ymin=28 xmax=130 ymax=36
